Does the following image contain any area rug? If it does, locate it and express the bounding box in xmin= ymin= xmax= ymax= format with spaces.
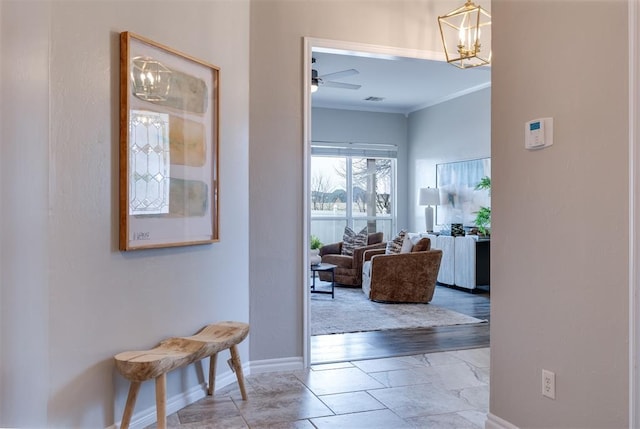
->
xmin=311 ymin=286 xmax=486 ymax=336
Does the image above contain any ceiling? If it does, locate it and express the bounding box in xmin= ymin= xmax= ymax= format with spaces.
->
xmin=311 ymin=50 xmax=491 ymax=115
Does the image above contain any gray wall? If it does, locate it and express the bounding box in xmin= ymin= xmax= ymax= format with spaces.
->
xmin=311 ymin=107 xmax=409 ymax=229
xmin=490 ymin=1 xmax=629 ymax=427
xmin=249 ymin=0 xmax=451 ymax=362
xmin=407 ymin=87 xmax=491 ymax=231
xmin=1 ymin=1 xmax=250 ymax=427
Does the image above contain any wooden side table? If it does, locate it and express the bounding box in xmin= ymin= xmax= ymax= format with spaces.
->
xmin=310 ymin=263 xmax=337 ymax=298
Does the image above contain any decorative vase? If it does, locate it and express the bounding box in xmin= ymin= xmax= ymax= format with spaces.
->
xmin=309 ymin=249 xmax=322 ymax=266
xmin=451 ymin=223 xmax=465 ymax=237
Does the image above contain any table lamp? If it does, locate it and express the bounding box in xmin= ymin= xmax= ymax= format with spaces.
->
xmin=419 ymin=187 xmax=440 ymax=232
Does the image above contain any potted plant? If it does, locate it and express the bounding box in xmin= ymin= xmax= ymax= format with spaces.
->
xmin=310 ymin=235 xmax=323 ymax=265
xmin=473 ymin=176 xmax=491 ymax=236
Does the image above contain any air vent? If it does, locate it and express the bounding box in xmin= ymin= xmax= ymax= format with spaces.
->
xmin=364 ymin=96 xmax=385 ymax=102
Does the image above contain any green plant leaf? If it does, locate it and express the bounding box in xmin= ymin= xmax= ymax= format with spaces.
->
xmin=310 ymin=235 xmax=323 ymax=249
xmin=473 ymin=176 xmax=491 ymax=235
xmin=475 ymin=176 xmax=491 ymax=193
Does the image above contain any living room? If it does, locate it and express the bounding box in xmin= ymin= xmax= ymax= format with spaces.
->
xmin=307 ymin=47 xmax=491 ymax=363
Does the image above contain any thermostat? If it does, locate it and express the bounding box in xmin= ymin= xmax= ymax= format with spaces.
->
xmin=525 ymin=117 xmax=553 ymax=150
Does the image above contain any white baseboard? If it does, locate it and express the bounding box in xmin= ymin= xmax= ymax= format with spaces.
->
xmin=485 ymin=412 xmax=519 ymax=429
xmin=249 ymin=356 xmax=304 ymax=374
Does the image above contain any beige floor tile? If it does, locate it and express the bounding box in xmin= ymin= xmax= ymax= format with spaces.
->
xmin=311 ymin=361 xmax=355 ymax=371
xmin=216 ymin=382 xmax=247 ymax=398
xmin=457 ymin=410 xmax=489 ymax=428
xmin=368 ymin=383 xmax=475 ymax=418
xmin=294 ymin=367 xmax=386 ymax=395
xmin=421 ymin=350 xmax=466 ymax=367
xmin=318 ymin=391 xmax=386 ymax=415
xmin=311 ymin=409 xmax=413 ymax=429
xmin=453 ymin=347 xmax=490 ymax=368
xmin=249 ymin=419 xmax=317 ymax=429
xmin=421 ymin=362 xmax=488 ymax=391
xmin=459 ymin=385 xmax=490 ymax=411
xmin=234 ymin=390 xmax=333 ymax=427
xmin=351 ymin=355 xmax=429 ymax=373
xmin=177 ymin=396 xmax=241 ymax=424
xmin=144 ymin=348 xmax=490 ymax=428
xmin=368 ymin=366 xmax=441 ymax=388
xmin=405 ymin=411 xmax=483 ymax=428
xmin=175 ymin=416 xmax=249 ymax=429
xmin=245 ymin=372 xmax=310 ymax=395
xmin=476 ymin=366 xmax=491 ymax=384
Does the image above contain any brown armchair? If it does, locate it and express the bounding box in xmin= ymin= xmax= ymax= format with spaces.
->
xmin=318 ymin=232 xmax=385 ymax=286
xmin=361 ymin=237 xmax=442 ymax=303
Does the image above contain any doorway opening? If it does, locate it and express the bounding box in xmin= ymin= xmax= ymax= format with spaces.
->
xmin=302 ymin=38 xmax=491 ymax=367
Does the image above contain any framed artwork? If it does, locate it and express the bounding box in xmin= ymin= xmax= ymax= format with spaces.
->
xmin=436 ymin=157 xmax=491 ymax=227
xmin=119 ymin=32 xmax=219 ymax=250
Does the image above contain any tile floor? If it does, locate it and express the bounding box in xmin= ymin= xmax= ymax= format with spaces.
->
xmin=148 ymin=347 xmax=489 ymax=428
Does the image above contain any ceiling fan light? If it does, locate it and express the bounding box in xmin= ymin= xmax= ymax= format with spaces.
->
xmin=438 ymin=0 xmax=492 ymax=69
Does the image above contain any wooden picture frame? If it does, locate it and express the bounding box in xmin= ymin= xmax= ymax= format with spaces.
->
xmin=119 ymin=32 xmax=219 ymax=250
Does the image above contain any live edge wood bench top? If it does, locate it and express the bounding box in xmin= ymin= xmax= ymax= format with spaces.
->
xmin=114 ymin=321 xmax=249 ymax=429
xmin=114 ymin=321 xmax=249 ymax=382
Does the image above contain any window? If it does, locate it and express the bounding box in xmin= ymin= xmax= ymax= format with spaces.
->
xmin=310 ymin=143 xmax=396 ymax=245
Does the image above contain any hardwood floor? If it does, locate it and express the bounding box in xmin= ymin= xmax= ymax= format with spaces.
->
xmin=311 ymin=284 xmax=490 ymax=364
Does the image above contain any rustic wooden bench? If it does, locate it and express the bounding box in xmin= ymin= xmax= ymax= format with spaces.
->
xmin=114 ymin=321 xmax=249 ymax=429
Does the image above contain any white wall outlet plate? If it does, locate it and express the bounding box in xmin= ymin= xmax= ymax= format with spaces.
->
xmin=542 ymin=369 xmax=556 ymax=399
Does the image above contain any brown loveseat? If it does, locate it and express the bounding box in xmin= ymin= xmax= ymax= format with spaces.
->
xmin=318 ymin=232 xmax=385 ymax=286
xmin=361 ymin=237 xmax=442 ymax=303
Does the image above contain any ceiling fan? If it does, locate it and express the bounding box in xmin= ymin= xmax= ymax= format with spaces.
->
xmin=311 ymin=58 xmax=361 ymax=92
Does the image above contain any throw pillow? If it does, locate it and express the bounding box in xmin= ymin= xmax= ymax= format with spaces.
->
xmin=400 ymin=235 xmax=414 ymax=253
xmin=385 ymin=230 xmax=407 ymax=254
xmin=411 ymin=237 xmax=431 ymax=252
xmin=341 ymin=226 xmax=368 ymax=256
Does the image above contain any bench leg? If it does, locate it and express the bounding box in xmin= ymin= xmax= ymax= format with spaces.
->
xmin=120 ymin=381 xmax=140 ymax=429
xmin=229 ymin=345 xmax=247 ymax=400
xmin=207 ymin=353 xmax=217 ymax=396
xmin=155 ymin=374 xmax=167 ymax=429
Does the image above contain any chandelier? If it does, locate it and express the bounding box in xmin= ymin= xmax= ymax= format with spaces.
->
xmin=131 ymin=57 xmax=172 ymax=101
xmin=438 ymin=0 xmax=492 ymax=69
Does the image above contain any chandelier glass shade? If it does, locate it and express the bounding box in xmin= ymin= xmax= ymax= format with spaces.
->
xmin=131 ymin=57 xmax=172 ymax=101
xmin=438 ymin=0 xmax=492 ymax=69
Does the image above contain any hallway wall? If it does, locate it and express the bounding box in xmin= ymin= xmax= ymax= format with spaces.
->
xmin=408 ymin=87 xmax=491 ymax=232
xmin=490 ymin=1 xmax=629 ymax=427
xmin=249 ymin=0 xmax=453 ymax=363
xmin=0 ymin=1 xmax=250 ymax=427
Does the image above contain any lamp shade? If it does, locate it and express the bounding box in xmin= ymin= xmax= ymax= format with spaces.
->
xmin=311 ymin=69 xmax=319 ymax=93
xmin=419 ymin=188 xmax=440 ymax=206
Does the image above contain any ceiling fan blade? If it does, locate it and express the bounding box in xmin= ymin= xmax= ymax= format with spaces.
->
xmin=318 ymin=68 xmax=359 ymax=81
xmin=322 ymin=81 xmax=362 ymax=90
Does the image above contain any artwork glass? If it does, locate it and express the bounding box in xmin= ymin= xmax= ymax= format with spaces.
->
xmin=436 ymin=158 xmax=491 ymax=227
xmin=119 ymin=32 xmax=219 ymax=250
